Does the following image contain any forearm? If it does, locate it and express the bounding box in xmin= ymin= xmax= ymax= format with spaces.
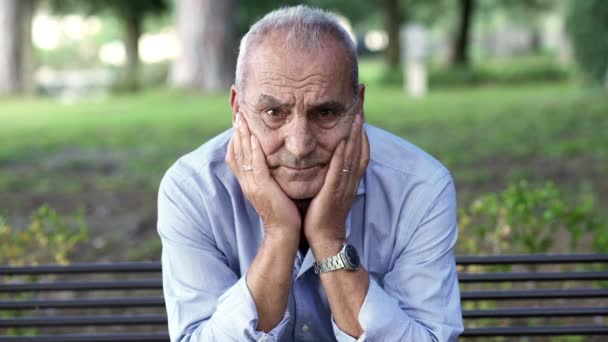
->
xmin=246 ymin=232 xmax=299 ymax=332
xmin=311 ymin=240 xmax=370 ymax=338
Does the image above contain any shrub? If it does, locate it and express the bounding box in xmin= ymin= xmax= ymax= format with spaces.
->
xmin=0 ymin=205 xmax=89 ymax=265
xmin=458 ymin=180 xmax=606 ymax=255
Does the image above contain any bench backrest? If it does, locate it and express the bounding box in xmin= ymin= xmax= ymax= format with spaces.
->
xmin=1 ymin=254 xmax=608 ymax=341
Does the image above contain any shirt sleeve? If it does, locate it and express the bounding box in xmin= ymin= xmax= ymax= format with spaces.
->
xmin=157 ymin=169 xmax=290 ymax=342
xmin=331 ymin=174 xmax=464 ymax=341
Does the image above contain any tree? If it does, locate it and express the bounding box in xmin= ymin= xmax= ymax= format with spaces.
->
xmin=0 ymin=0 xmax=35 ymax=95
xmin=169 ymin=0 xmax=237 ymax=92
xmin=385 ymin=0 xmax=406 ymax=68
xmin=51 ymin=0 xmax=169 ymax=91
xmin=566 ymin=0 xmax=608 ymax=90
xmin=452 ymin=0 xmax=475 ymax=67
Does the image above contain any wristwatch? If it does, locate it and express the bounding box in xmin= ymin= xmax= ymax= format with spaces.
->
xmin=313 ymin=243 xmax=360 ymax=274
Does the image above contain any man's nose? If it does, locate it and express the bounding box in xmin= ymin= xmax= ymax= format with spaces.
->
xmin=284 ymin=114 xmax=316 ymax=159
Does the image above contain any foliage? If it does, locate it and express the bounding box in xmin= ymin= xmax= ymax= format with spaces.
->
xmin=566 ymin=0 xmax=608 ymax=87
xmin=48 ymin=0 xmax=168 ymax=20
xmin=0 ymin=205 xmax=89 ymax=265
xmin=372 ymin=55 xmax=571 ymax=87
xmin=458 ymin=180 xmax=606 ymax=255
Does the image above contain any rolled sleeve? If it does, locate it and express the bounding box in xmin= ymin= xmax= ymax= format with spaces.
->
xmin=203 ymin=275 xmax=290 ymax=341
xmin=332 ymin=175 xmax=463 ymax=342
xmin=158 ymin=169 xmax=289 ymax=341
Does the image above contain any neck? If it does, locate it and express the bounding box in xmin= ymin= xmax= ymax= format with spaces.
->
xmin=294 ymin=199 xmax=312 ymax=255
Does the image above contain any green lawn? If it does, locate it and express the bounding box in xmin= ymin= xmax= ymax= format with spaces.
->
xmin=1 ymin=78 xmax=607 ymax=260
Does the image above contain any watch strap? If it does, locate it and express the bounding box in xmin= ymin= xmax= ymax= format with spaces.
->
xmin=314 ymin=253 xmax=345 ymax=274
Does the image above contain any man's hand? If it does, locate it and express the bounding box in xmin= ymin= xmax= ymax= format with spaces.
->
xmin=226 ymin=112 xmax=301 ymax=332
xmin=226 ymin=112 xmax=301 ymax=242
xmin=304 ymin=114 xmax=369 ymax=257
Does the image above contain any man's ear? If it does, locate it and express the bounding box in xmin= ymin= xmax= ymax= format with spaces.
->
xmin=229 ymin=85 xmax=240 ymax=124
xmin=357 ymin=84 xmax=366 ymax=121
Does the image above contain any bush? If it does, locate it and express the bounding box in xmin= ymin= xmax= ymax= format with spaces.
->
xmin=373 ymin=55 xmax=570 ymax=87
xmin=0 ymin=205 xmax=89 ymax=265
xmin=566 ymin=0 xmax=608 ymax=87
xmin=458 ymin=180 xmax=607 ymax=255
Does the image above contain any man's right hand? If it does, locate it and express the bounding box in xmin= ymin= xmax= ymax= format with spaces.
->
xmin=225 ymin=112 xmax=301 ymax=243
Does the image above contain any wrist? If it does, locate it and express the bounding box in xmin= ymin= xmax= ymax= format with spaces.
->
xmin=263 ymin=228 xmax=300 ymax=248
xmin=309 ymin=238 xmax=345 ymax=261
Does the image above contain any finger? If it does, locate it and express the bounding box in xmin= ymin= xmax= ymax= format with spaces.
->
xmin=343 ymin=115 xmax=362 ymax=172
xmin=250 ymin=135 xmax=271 ymax=181
xmin=237 ymin=113 xmax=253 ymax=167
xmin=324 ymin=140 xmax=346 ymax=192
xmin=226 ymin=135 xmax=236 ymax=171
xmin=232 ymin=120 xmax=244 ymax=167
xmin=359 ymin=127 xmax=370 ymax=176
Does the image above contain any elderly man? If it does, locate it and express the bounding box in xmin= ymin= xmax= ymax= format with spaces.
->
xmin=158 ymin=5 xmax=463 ymax=342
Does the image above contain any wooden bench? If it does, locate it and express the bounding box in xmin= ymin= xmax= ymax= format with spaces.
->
xmin=1 ymin=254 xmax=608 ymax=341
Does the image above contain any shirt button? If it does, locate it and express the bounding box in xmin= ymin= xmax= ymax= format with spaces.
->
xmin=301 ymin=324 xmax=310 ymax=333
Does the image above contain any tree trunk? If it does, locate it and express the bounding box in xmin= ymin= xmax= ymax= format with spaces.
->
xmin=122 ymin=10 xmax=142 ymax=91
xmin=452 ymin=0 xmax=475 ymax=67
xmin=0 ymin=0 xmax=34 ymax=95
xmin=385 ymin=0 xmax=403 ymax=69
xmin=170 ymin=0 xmax=237 ymax=92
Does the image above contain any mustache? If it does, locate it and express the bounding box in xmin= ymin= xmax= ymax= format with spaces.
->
xmin=267 ymin=153 xmax=327 ymax=169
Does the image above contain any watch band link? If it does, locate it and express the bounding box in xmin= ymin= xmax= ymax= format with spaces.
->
xmin=314 ymin=254 xmax=345 ymax=274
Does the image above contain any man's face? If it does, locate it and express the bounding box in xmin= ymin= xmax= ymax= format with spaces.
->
xmin=231 ymin=33 xmax=364 ymax=200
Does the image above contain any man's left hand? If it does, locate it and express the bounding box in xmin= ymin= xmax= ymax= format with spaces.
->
xmin=304 ymin=114 xmax=369 ymax=257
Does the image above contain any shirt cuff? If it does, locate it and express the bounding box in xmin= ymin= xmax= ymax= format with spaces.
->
xmin=213 ymin=275 xmax=290 ymax=341
xmin=331 ymin=275 xmax=404 ymax=341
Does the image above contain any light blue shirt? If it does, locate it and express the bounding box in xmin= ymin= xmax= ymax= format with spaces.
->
xmin=158 ymin=123 xmax=463 ymax=341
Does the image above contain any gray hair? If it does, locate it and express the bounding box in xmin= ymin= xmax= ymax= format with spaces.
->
xmin=235 ymin=5 xmax=359 ymax=96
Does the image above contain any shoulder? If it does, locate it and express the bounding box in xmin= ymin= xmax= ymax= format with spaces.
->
xmin=160 ymin=128 xmax=234 ymax=190
xmin=365 ymin=123 xmax=450 ymax=186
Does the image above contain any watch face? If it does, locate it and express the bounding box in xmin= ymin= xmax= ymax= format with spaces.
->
xmin=344 ymin=245 xmax=360 ymax=268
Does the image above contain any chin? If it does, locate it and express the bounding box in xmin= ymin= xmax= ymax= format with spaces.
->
xmin=272 ymin=166 xmax=327 ymax=199
xmin=279 ymin=180 xmax=322 ymax=199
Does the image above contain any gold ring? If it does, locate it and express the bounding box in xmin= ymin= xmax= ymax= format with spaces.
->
xmin=243 ymin=164 xmax=253 ymax=171
xmin=341 ymin=169 xmax=351 ymax=173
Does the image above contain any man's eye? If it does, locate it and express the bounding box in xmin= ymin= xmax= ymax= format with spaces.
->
xmin=265 ymin=109 xmax=281 ymax=117
xmin=318 ymin=109 xmax=335 ymax=118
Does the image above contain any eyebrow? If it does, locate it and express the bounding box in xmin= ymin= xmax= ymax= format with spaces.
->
xmin=308 ymin=101 xmax=347 ymax=113
xmin=255 ymin=94 xmax=292 ymax=110
xmin=255 ymin=94 xmax=348 ymax=113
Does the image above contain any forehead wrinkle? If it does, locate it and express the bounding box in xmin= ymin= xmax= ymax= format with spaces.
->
xmin=259 ymin=70 xmax=330 ymax=85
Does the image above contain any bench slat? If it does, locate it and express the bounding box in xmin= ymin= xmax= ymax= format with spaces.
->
xmin=459 ymin=271 xmax=608 ymax=282
xmin=0 ymin=315 xmax=167 ymax=327
xmin=0 ymin=262 xmax=161 ymax=275
xmin=464 ymin=306 xmax=608 ymax=318
xmin=456 ymin=254 xmax=608 ymax=265
xmin=461 ymin=288 xmax=608 ymax=300
xmin=0 ymin=280 xmax=162 ymax=292
xmin=462 ymin=325 xmax=608 ymax=337
xmin=3 ymin=272 xmax=608 ymax=293
xmin=0 ymin=332 xmax=169 ymax=342
xmin=0 ymin=297 xmax=164 ymax=310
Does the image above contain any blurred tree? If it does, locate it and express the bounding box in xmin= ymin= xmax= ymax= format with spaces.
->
xmin=169 ymin=0 xmax=237 ymax=92
xmin=452 ymin=0 xmax=475 ymax=67
xmin=384 ymin=0 xmax=406 ymax=69
xmin=566 ymin=0 xmax=608 ymax=90
xmin=0 ymin=0 xmax=35 ymax=95
xmin=500 ymin=0 xmax=557 ymax=53
xmin=50 ymin=0 xmax=169 ymax=91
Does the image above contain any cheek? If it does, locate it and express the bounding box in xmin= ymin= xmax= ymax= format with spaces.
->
xmin=317 ymin=125 xmax=350 ymax=151
xmin=249 ymin=123 xmax=283 ymax=155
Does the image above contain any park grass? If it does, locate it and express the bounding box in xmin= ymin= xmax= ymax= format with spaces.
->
xmin=1 ymin=74 xmax=607 ymax=259
xmin=1 ymin=81 xmax=606 ymax=191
